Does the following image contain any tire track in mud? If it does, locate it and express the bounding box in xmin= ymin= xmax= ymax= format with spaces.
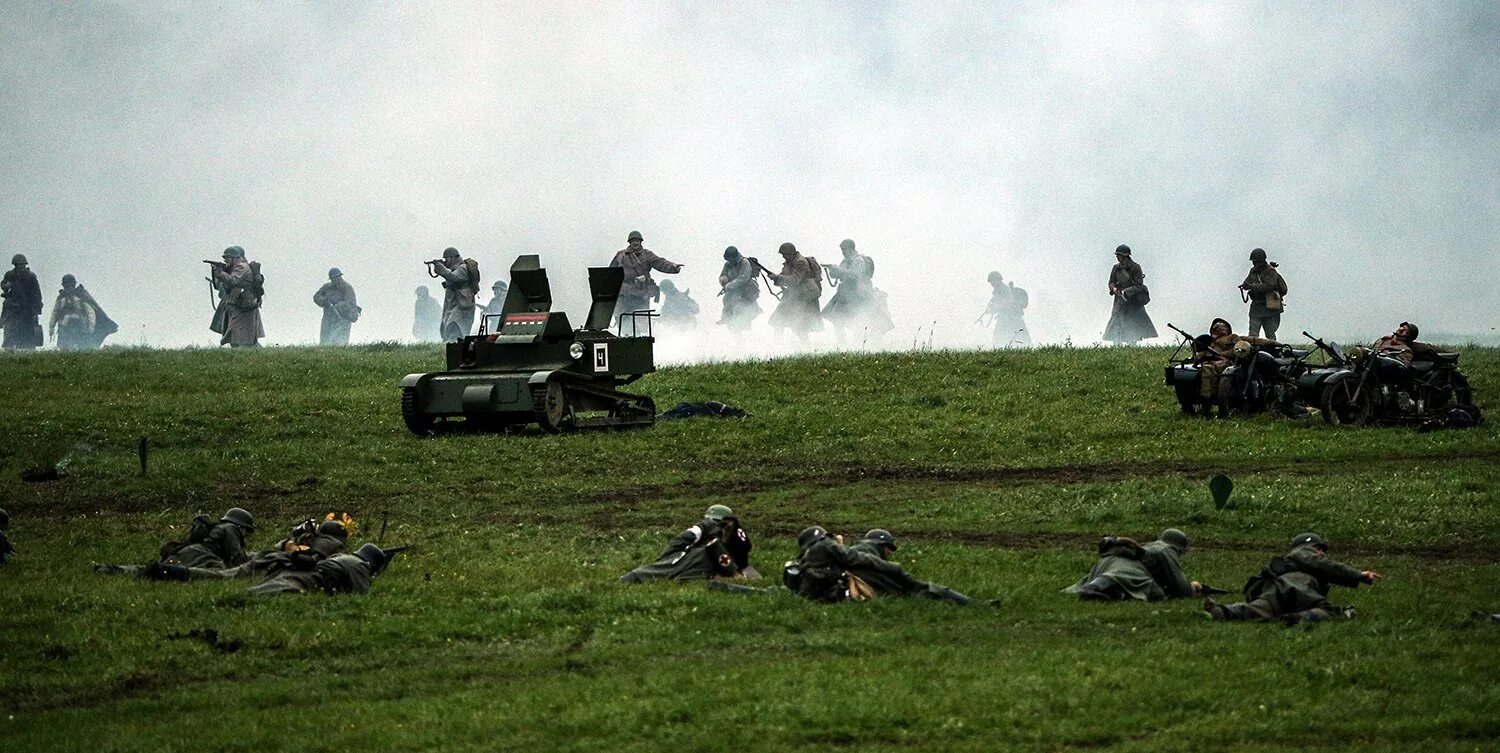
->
xmin=572 ymin=448 xmax=1500 ymax=508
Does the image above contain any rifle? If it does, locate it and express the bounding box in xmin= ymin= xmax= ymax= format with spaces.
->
xmin=1197 ymin=584 xmax=1230 ymax=596
xmin=747 ymin=257 xmax=782 ymax=300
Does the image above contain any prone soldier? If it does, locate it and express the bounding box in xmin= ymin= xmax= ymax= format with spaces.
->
xmin=1065 ymin=528 xmax=1204 ymax=601
xmin=621 ymin=505 xmax=752 ymax=583
xmin=787 ymin=526 xmax=973 ymax=605
xmin=1204 ymin=532 xmax=1381 ymax=625
xmin=247 ymin=543 xmax=400 ymax=596
xmin=94 ymin=508 xmax=256 ymax=578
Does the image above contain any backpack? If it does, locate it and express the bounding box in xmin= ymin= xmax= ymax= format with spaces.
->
xmin=187 ymin=514 xmax=216 ymax=544
xmin=464 ymin=258 xmax=481 ymax=291
xmin=1011 ymin=284 xmax=1029 ymax=309
xmin=249 ymin=262 xmax=265 ymax=299
xmin=804 ymin=256 xmax=823 ymax=291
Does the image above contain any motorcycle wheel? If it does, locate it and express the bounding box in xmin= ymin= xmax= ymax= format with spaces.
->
xmin=1450 ymin=373 xmax=1473 ymax=406
xmin=1322 ymin=380 xmax=1378 ymax=426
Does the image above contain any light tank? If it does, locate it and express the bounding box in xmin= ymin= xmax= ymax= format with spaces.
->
xmin=400 ymin=254 xmax=656 ymax=434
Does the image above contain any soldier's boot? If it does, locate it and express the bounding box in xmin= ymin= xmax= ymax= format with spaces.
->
xmin=1077 ymin=576 xmax=1125 ymax=602
xmin=927 ymin=583 xmax=971 ymax=606
xmin=94 ymin=563 xmax=143 ymax=576
xmin=1204 ymin=598 xmax=1261 ymax=621
xmin=141 ymin=562 xmax=191 ymax=582
xmin=1283 ymin=606 xmax=1351 ymax=625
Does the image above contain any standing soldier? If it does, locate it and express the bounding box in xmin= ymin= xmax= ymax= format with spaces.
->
xmin=609 ymin=230 xmax=683 ymax=332
xmin=1 ymin=254 xmax=44 ymax=350
xmin=717 ymin=246 xmax=761 ymax=331
xmin=207 ymin=246 xmax=265 ymax=347
xmin=821 ymin=239 xmax=891 ymax=343
xmin=981 ymin=270 xmax=1031 ymax=347
xmin=657 ymin=279 xmax=700 ymax=330
xmin=426 ymin=247 xmax=479 ymax=341
xmin=1239 ymin=248 xmax=1288 ymax=339
xmin=49 ymin=274 xmax=96 ymax=350
xmin=412 ymin=286 xmax=440 ymax=342
xmin=313 ymin=268 xmax=360 ymax=346
xmin=1204 ymin=532 xmax=1381 ymax=625
xmin=767 ymin=242 xmax=823 ymax=341
xmin=1103 ymin=244 xmax=1157 ymax=343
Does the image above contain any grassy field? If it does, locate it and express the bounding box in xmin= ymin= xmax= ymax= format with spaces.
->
xmin=1 ymin=343 xmax=1497 ymax=752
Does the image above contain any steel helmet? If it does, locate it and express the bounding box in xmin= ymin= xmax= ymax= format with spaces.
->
xmin=222 ymin=246 xmax=245 ymax=259
xmin=778 ymin=242 xmax=797 ymax=255
xmin=1160 ymin=528 xmax=1189 ymax=551
xmin=864 ymin=529 xmax=897 ymax=551
xmin=354 ymin=543 xmax=390 ymax=574
xmin=222 ymin=507 xmax=255 ymax=532
xmin=1249 ymin=248 xmax=1267 ymax=262
xmin=61 ymin=274 xmax=77 ymax=287
xmin=328 ymin=268 xmax=343 ymax=279
xmin=839 ymin=239 xmax=856 ymax=251
xmin=1291 ymin=532 xmax=1326 ymax=550
xmin=723 ymin=245 xmax=740 ymax=261
xmin=704 ymin=504 xmax=735 ymax=522
xmin=317 ymin=519 xmax=348 ymax=540
xmin=1114 ymin=244 xmax=1131 ymax=257
xmin=797 ymin=526 xmax=828 ymax=551
xmin=10 ymin=254 xmax=26 ymax=266
xmin=627 ymin=230 xmax=643 ymax=242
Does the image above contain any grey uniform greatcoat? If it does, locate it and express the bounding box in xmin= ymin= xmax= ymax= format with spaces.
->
xmin=2 ymin=267 xmax=44 ymax=349
xmin=1103 ymin=259 xmax=1156 ymax=343
xmin=210 ymin=260 xmax=265 ymax=346
xmin=717 ymin=258 xmax=761 ymax=331
xmin=313 ymin=278 xmax=359 ymax=345
xmin=620 ymin=517 xmax=741 ymax=583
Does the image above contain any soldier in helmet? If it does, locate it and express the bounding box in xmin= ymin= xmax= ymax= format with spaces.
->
xmin=412 ymin=286 xmax=441 ymax=342
xmin=208 ymin=246 xmax=265 ymax=347
xmin=1358 ymin=321 xmax=1441 ymax=368
xmin=656 ymin=279 xmax=700 ymax=330
xmin=2 ymin=253 xmax=44 ymax=350
xmin=767 ymin=242 xmax=823 ymax=341
xmin=94 ymin=508 xmax=257 ymax=578
xmin=1065 ymin=528 xmax=1203 ymax=601
xmin=248 ymin=542 xmax=399 ymax=596
xmin=717 ymin=246 xmax=761 ymax=331
xmin=484 ymin=280 xmax=510 ymax=317
xmin=426 ymin=247 xmax=480 ymax=341
xmin=1239 ymin=248 xmax=1288 ymax=339
xmin=0 ymin=508 xmax=13 ymax=566
xmin=844 ymin=529 xmax=974 ymax=604
xmin=1103 ymin=244 xmax=1156 ymax=343
xmin=1204 ymin=532 xmax=1381 ymax=625
xmin=313 ymin=267 xmax=360 ymax=346
xmin=621 ymin=505 xmax=753 ymax=583
xmin=787 ymin=526 xmax=974 ymax=604
xmin=981 ymin=270 xmax=1030 ymax=347
xmin=49 ymin=274 xmax=95 ymax=350
xmin=610 ymin=230 xmax=683 ymax=333
xmin=821 ymin=239 xmax=892 ymax=343
xmin=1190 ymin=318 xmax=1277 ymax=417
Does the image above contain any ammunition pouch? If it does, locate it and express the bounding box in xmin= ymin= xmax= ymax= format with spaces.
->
xmin=798 ymin=566 xmax=850 ymax=603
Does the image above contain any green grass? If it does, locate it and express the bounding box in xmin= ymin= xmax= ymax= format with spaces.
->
xmin=1 ymin=344 xmax=1497 ymax=752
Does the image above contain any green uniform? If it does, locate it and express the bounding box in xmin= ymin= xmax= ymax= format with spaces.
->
xmin=248 ymin=553 xmax=374 ymax=596
xmin=1242 ymin=262 xmax=1287 ymax=339
xmin=846 ymin=539 xmax=971 ymax=604
xmin=165 ymin=521 xmax=252 ymax=570
xmin=1211 ymin=544 xmax=1367 ymax=621
xmin=621 ymin=517 xmax=741 ymax=583
xmin=182 ymin=532 xmax=346 ymax=581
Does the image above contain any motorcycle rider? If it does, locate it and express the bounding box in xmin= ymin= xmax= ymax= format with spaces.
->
xmin=1193 ymin=318 xmax=1276 ymax=417
xmin=1361 ymin=322 xmax=1439 ymax=367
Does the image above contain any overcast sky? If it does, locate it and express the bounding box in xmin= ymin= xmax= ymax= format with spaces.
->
xmin=2 ymin=1 xmax=1496 ymax=358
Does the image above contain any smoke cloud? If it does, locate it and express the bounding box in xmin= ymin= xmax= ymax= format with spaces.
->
xmin=2 ymin=2 xmax=1496 ymax=359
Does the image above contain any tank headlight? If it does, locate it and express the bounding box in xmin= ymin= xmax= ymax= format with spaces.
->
xmin=569 ymin=342 xmax=586 ymax=360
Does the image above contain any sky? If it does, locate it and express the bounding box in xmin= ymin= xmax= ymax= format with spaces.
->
xmin=1 ymin=1 xmax=1496 ymax=360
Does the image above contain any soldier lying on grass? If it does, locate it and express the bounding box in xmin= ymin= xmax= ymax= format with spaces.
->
xmin=1204 ymin=532 xmax=1381 ymax=625
xmin=1064 ymin=528 xmax=1205 ymax=601
xmin=620 ymin=504 xmax=754 ymax=583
